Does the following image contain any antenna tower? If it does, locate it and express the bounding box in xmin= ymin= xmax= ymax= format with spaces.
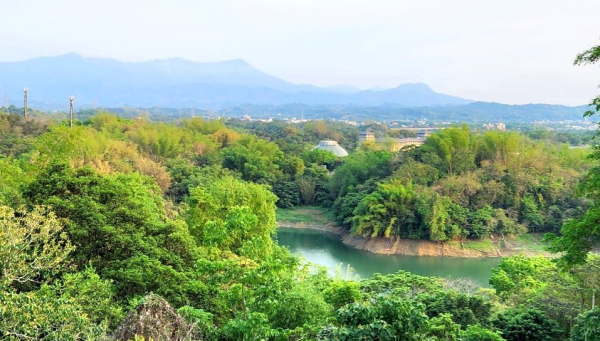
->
xmin=69 ymin=96 xmax=74 ymax=128
xmin=23 ymin=88 xmax=28 ymax=118
xmin=3 ymin=92 xmax=8 ymax=113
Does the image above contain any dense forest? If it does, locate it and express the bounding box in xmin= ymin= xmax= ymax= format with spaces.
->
xmin=1 ymin=43 xmax=600 ymax=340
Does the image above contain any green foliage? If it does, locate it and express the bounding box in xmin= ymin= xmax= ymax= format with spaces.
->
xmin=519 ymin=195 xmax=544 ymax=232
xmin=329 ymin=150 xmax=393 ymax=199
xmin=0 ymin=287 xmax=107 ymax=340
xmin=328 ymin=126 xmax=586 ymax=243
xmin=221 ymin=135 xmax=284 ymax=183
xmin=393 ymin=158 xmax=440 ymax=186
xmin=492 ymin=308 xmax=562 ymax=341
xmin=489 ymin=256 xmax=555 ymax=297
xmin=297 ymin=175 xmax=318 ymax=205
xmin=322 ymin=280 xmax=362 ymax=310
xmin=267 ymin=280 xmax=332 ymax=330
xmin=166 ymin=161 xmax=235 ymax=203
xmin=0 ymin=112 xmax=47 ymax=157
xmin=0 ymin=205 xmax=73 ymax=288
xmin=360 ymin=270 xmax=444 ymax=299
xmin=0 ymin=109 xmax=595 ymax=339
xmin=420 ymin=290 xmax=492 ymax=328
xmin=571 ymin=308 xmax=600 ymax=341
xmin=58 ymin=268 xmax=124 ymax=328
xmin=177 ymin=305 xmax=215 ymax=334
xmin=186 ymin=175 xmax=277 ymax=259
xmin=428 ymin=313 xmax=461 ymax=340
xmin=302 ymin=148 xmax=339 ymax=170
xmin=321 ymin=295 xmax=430 ymax=341
xmin=219 ymin=312 xmax=284 ymax=341
xmin=351 ymin=179 xmax=417 ymax=238
xmin=22 ymin=164 xmax=200 ymax=303
xmin=461 ymin=325 xmax=505 ymax=341
xmin=547 ymin=40 xmax=600 ymax=265
xmin=0 ymin=157 xmax=32 ymax=206
xmin=421 ymin=125 xmax=475 ymax=175
xmin=272 ymin=181 xmax=300 ymax=208
xmin=547 ymin=202 xmax=600 ymax=266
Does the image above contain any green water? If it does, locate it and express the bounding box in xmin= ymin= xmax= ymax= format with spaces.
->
xmin=276 ymin=228 xmax=500 ymax=287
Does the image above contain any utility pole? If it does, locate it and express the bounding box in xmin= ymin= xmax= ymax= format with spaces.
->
xmin=23 ymin=88 xmax=28 ymax=118
xmin=69 ymin=96 xmax=74 ymax=128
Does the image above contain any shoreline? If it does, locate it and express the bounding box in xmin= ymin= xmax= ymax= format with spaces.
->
xmin=277 ymin=221 xmax=552 ymax=258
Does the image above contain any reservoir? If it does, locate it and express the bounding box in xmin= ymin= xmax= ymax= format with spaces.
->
xmin=277 ymin=227 xmax=500 ymax=287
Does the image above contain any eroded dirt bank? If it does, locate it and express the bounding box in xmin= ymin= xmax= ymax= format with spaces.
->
xmin=278 ymin=220 xmax=552 ymax=258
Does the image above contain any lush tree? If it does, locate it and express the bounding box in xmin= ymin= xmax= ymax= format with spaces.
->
xmin=302 ymin=148 xmax=339 ymax=171
xmin=267 ymin=280 xmax=331 ymax=330
xmin=186 ymin=175 xmax=278 ymax=259
xmin=461 ymin=325 xmax=505 ymax=341
xmin=420 ymin=290 xmax=492 ymax=328
xmin=322 ymin=280 xmax=362 ymax=310
xmin=351 ymin=180 xmax=417 ymax=238
xmin=272 ymin=181 xmax=300 ymax=208
xmin=489 ymin=256 xmax=555 ymax=298
xmin=221 ymin=136 xmax=284 ymax=184
xmin=428 ymin=313 xmax=461 ymax=340
xmin=0 ymin=287 xmax=107 ymax=340
xmin=58 ymin=267 xmax=124 ymax=328
xmin=0 ymin=157 xmax=32 ymax=206
xmin=0 ymin=206 xmax=112 ymax=339
xmin=360 ymin=270 xmax=444 ymax=299
xmin=492 ymin=308 xmax=562 ymax=341
xmin=329 ymin=150 xmax=393 ymax=199
xmin=421 ymin=126 xmax=475 ymax=175
xmin=519 ymin=195 xmax=544 ymax=232
xmin=297 ymin=176 xmax=318 ymax=205
xmin=547 ymin=40 xmax=600 ymax=265
xmin=571 ymin=308 xmax=600 ymax=341
xmin=22 ymin=164 xmax=200 ymax=303
xmin=320 ymin=295 xmax=430 ymax=341
xmin=0 ymin=205 xmax=73 ymax=288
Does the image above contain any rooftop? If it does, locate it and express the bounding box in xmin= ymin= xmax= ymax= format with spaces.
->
xmin=312 ymin=140 xmax=349 ymax=157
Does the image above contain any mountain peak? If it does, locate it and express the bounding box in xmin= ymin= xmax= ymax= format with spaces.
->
xmin=222 ymin=58 xmax=249 ymax=64
xmin=0 ymin=55 xmax=472 ymax=108
xmin=392 ymin=83 xmax=433 ymax=93
xmin=36 ymin=53 xmax=84 ymax=61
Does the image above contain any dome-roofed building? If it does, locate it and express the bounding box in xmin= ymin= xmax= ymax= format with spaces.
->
xmin=312 ymin=140 xmax=349 ymax=157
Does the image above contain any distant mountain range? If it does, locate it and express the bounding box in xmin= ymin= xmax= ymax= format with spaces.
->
xmin=0 ymin=54 xmax=471 ymax=108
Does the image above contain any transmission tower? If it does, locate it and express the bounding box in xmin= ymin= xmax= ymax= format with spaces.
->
xmin=3 ymin=92 xmax=8 ymax=113
xmin=23 ymin=88 xmax=28 ymax=118
xmin=69 ymin=96 xmax=74 ymax=128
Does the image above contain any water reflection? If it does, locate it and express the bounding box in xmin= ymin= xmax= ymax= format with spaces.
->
xmin=276 ymin=228 xmax=499 ymax=287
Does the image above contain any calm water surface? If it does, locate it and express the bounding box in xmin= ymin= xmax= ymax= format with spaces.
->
xmin=276 ymin=228 xmax=500 ymax=287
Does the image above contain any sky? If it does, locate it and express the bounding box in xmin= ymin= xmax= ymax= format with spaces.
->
xmin=1 ymin=0 xmax=600 ymax=105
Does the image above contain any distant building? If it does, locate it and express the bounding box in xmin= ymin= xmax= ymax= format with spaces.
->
xmin=359 ymin=131 xmax=375 ymax=142
xmin=312 ymin=140 xmax=349 ymax=157
xmin=483 ymin=123 xmax=506 ymax=131
xmin=376 ymin=137 xmax=425 ymax=152
xmin=360 ymin=129 xmax=428 ymax=152
xmin=416 ymin=130 xmax=433 ymax=139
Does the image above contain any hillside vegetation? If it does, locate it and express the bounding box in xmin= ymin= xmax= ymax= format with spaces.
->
xmin=2 ymin=41 xmax=600 ymax=339
xmin=0 ymin=108 xmax=598 ymax=340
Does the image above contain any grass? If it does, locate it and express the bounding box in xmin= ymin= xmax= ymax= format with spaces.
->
xmin=448 ymin=239 xmax=495 ymax=252
xmin=512 ymin=233 xmax=548 ymax=252
xmin=276 ymin=206 xmax=330 ymax=224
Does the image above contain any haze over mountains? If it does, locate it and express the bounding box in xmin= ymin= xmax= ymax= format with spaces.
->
xmin=0 ymin=54 xmax=472 ymax=109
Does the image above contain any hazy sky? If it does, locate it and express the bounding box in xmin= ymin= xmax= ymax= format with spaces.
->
xmin=2 ymin=0 xmax=600 ymax=105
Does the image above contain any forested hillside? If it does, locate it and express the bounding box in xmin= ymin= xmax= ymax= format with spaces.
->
xmin=1 ymin=102 xmax=599 ymax=340
xmin=2 ymin=40 xmax=600 ymax=338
